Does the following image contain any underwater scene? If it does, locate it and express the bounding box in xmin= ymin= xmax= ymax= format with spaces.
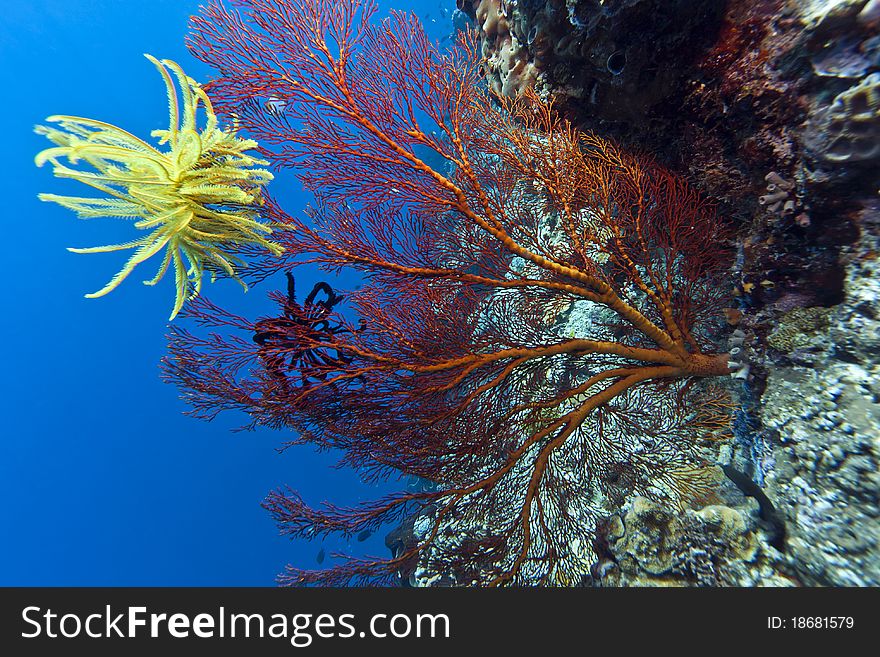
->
xmin=4 ymin=0 xmax=879 ymax=587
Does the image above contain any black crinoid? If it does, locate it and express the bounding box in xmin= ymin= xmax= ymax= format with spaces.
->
xmin=253 ymin=273 xmax=363 ymax=388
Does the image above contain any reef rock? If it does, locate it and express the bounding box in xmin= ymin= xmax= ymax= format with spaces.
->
xmin=760 ymin=220 xmax=880 ymax=586
xmin=596 ymin=497 xmax=793 ymax=586
xmin=458 ymin=0 xmax=725 ymax=122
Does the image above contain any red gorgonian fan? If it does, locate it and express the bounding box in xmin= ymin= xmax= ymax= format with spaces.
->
xmin=167 ymin=0 xmax=735 ymax=586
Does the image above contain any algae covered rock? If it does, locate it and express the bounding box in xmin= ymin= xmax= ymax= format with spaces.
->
xmin=760 ymin=227 xmax=880 ymax=586
xmin=599 ymin=497 xmax=791 ymax=586
xmin=768 ymin=306 xmax=835 ymax=352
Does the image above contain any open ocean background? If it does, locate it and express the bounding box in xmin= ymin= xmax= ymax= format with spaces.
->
xmin=0 ymin=0 xmax=451 ymax=585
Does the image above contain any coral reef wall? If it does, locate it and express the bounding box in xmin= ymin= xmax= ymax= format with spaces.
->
xmin=760 ymin=206 xmax=880 ymax=586
xmin=459 ymin=0 xmax=726 ymax=122
xmin=412 ymin=0 xmax=880 ymax=586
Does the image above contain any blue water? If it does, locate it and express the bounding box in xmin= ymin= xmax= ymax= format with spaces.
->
xmin=0 ymin=0 xmax=452 ymax=585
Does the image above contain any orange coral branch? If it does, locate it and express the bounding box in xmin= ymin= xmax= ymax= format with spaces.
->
xmin=178 ymin=0 xmax=736 ymax=587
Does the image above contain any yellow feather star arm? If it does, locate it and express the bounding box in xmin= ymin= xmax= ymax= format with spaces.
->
xmin=34 ymin=54 xmax=282 ymax=319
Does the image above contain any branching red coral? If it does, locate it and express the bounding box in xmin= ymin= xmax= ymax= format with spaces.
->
xmin=167 ymin=0 xmax=735 ymax=586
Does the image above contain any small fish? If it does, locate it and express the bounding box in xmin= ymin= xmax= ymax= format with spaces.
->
xmin=316 ymin=547 xmax=325 ymax=564
xmin=722 ymin=464 xmax=787 ymax=552
xmin=265 ymin=95 xmax=287 ymax=117
xmin=357 ymin=529 xmax=372 ymax=542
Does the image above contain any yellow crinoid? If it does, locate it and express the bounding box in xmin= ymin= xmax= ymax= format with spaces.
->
xmin=35 ymin=54 xmax=283 ymax=319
